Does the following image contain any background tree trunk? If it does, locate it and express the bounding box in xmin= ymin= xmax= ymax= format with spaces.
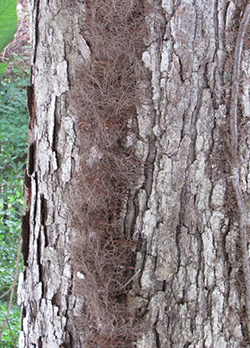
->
xmin=18 ymin=0 xmax=250 ymax=347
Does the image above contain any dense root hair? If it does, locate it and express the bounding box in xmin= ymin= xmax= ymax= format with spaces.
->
xmin=70 ymin=0 xmax=148 ymax=346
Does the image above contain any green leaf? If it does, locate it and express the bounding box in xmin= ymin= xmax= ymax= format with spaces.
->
xmin=0 ymin=0 xmax=18 ymax=54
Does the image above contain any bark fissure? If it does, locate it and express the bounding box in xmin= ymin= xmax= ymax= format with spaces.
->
xmin=32 ymin=0 xmax=40 ymax=67
xmin=153 ymin=311 xmax=160 ymax=348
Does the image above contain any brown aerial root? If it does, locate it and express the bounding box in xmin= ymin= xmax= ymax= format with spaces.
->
xmin=69 ymin=0 xmax=149 ymax=346
xmin=73 ymin=231 xmax=139 ymax=347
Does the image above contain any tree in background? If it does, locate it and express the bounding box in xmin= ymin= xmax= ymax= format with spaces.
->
xmin=19 ymin=0 xmax=250 ymax=347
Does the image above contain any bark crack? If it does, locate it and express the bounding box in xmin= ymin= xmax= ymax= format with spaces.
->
xmin=153 ymin=311 xmax=160 ymax=348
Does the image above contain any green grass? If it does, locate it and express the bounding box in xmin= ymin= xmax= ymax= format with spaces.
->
xmin=0 ymin=0 xmax=18 ymax=74
xmin=0 ymin=0 xmax=18 ymax=53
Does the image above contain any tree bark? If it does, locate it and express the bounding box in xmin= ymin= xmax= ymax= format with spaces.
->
xmin=18 ymin=1 xmax=87 ymax=346
xmin=133 ymin=1 xmax=250 ymax=347
xmin=18 ymin=0 xmax=250 ymax=347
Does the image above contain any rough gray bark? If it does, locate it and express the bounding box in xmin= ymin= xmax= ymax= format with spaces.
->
xmin=18 ymin=0 xmax=250 ymax=347
xmin=18 ymin=1 xmax=88 ymax=347
xmin=132 ymin=1 xmax=250 ymax=347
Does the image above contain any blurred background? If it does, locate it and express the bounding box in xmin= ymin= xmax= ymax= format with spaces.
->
xmin=0 ymin=0 xmax=30 ymax=346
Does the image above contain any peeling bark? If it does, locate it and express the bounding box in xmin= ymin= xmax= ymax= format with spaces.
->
xmin=18 ymin=0 xmax=250 ymax=347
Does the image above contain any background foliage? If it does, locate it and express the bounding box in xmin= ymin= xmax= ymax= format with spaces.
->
xmin=0 ymin=0 xmax=18 ymax=74
xmin=0 ymin=57 xmax=29 ymax=347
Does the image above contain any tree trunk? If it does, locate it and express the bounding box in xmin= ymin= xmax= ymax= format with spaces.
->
xmin=18 ymin=0 xmax=250 ymax=347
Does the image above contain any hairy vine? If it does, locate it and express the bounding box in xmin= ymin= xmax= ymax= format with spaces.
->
xmin=70 ymin=1 xmax=148 ymax=346
xmin=229 ymin=2 xmax=250 ymax=336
